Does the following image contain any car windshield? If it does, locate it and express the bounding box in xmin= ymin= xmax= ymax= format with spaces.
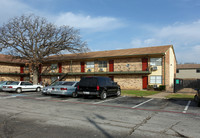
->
xmin=51 ymin=81 xmax=65 ymax=86
xmin=61 ymin=82 xmax=75 ymax=86
xmin=9 ymin=81 xmax=20 ymax=85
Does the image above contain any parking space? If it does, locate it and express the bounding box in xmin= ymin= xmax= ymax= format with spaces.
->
xmin=0 ymin=91 xmax=199 ymax=116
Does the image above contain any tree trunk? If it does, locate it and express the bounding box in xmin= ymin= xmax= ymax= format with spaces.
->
xmin=32 ymin=66 xmax=39 ymax=85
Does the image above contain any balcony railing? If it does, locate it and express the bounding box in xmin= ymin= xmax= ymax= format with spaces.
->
xmin=41 ymin=65 xmax=151 ymax=76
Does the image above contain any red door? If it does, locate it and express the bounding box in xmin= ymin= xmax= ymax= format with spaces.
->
xmin=81 ymin=62 xmax=85 ymax=72
xmin=58 ymin=63 xmax=62 ymax=73
xmin=142 ymin=58 xmax=148 ymax=71
xmin=109 ymin=60 xmax=114 ymax=72
xmin=20 ymin=76 xmax=24 ymax=81
xmin=20 ymin=66 xmax=24 ymax=73
xmin=142 ymin=76 xmax=148 ymax=89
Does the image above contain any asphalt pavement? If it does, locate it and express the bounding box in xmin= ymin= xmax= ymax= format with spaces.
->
xmin=0 ymin=92 xmax=199 ymax=138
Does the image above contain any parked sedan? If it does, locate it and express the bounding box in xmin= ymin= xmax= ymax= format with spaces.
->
xmin=0 ymin=81 xmax=13 ymax=91
xmin=51 ymin=81 xmax=79 ymax=97
xmin=42 ymin=81 xmax=67 ymax=95
xmin=2 ymin=81 xmax=43 ymax=93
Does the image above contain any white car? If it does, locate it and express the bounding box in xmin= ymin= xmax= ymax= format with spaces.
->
xmin=2 ymin=81 xmax=43 ymax=93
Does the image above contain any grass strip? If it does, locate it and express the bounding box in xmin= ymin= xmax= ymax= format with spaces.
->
xmin=165 ymin=93 xmax=195 ymax=100
xmin=122 ymin=90 xmax=160 ymax=97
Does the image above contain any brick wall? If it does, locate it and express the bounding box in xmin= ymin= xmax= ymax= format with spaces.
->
xmin=0 ymin=76 xmax=20 ymax=81
xmin=0 ymin=64 xmax=20 ymax=73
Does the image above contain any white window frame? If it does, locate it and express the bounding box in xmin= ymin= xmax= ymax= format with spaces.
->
xmin=150 ymin=58 xmax=162 ymax=66
xmin=150 ymin=76 xmax=162 ymax=84
xmin=86 ymin=61 xmax=94 ymax=68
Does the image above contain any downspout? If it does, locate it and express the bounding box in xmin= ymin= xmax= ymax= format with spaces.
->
xmin=164 ymin=54 xmax=166 ymax=86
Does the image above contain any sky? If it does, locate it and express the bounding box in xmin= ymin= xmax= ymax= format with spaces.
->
xmin=0 ymin=0 xmax=200 ymax=64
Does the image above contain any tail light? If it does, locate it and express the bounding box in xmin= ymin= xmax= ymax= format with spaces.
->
xmin=77 ymin=85 xmax=79 ymax=90
xmin=60 ymin=88 xmax=67 ymax=90
xmin=52 ymin=88 xmax=54 ymax=90
xmin=8 ymin=86 xmax=13 ymax=88
xmin=97 ymin=85 xmax=100 ymax=91
xmin=3 ymin=86 xmax=6 ymax=88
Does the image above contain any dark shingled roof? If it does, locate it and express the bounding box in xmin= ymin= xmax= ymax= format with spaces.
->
xmin=177 ymin=64 xmax=200 ymax=69
xmin=47 ymin=45 xmax=173 ymax=61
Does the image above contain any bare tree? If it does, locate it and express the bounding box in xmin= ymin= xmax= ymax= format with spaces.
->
xmin=0 ymin=14 xmax=88 ymax=84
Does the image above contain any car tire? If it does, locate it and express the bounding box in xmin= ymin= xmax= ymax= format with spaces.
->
xmin=100 ymin=91 xmax=107 ymax=100
xmin=36 ymin=87 xmax=41 ymax=92
xmin=116 ymin=89 xmax=121 ymax=97
xmin=72 ymin=92 xmax=78 ymax=98
xmin=16 ymin=88 xmax=22 ymax=93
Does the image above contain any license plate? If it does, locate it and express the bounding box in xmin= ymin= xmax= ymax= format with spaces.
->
xmin=83 ymin=92 xmax=90 ymax=94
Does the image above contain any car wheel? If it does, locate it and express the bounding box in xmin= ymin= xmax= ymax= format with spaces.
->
xmin=100 ymin=91 xmax=107 ymax=100
xmin=16 ymin=88 xmax=22 ymax=93
xmin=116 ymin=89 xmax=121 ymax=97
xmin=72 ymin=92 xmax=78 ymax=98
xmin=36 ymin=87 xmax=41 ymax=92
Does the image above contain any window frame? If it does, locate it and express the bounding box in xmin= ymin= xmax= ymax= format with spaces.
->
xmin=150 ymin=75 xmax=162 ymax=84
xmin=150 ymin=58 xmax=162 ymax=66
xmin=98 ymin=61 xmax=107 ymax=68
xmin=86 ymin=61 xmax=94 ymax=68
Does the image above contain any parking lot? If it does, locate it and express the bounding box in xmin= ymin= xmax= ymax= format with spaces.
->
xmin=0 ymin=91 xmax=200 ymax=138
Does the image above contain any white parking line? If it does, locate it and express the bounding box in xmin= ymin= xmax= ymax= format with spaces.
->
xmin=0 ymin=95 xmax=17 ymax=99
xmin=93 ymin=96 xmax=125 ymax=104
xmin=132 ymin=98 xmax=154 ymax=108
xmin=183 ymin=100 xmax=191 ymax=113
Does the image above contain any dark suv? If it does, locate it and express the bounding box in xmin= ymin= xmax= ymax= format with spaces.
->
xmin=76 ymin=76 xmax=121 ymax=100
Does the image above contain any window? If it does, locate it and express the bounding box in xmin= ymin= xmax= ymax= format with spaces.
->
xmin=196 ymin=69 xmax=200 ymax=73
xmin=51 ymin=64 xmax=58 ymax=70
xmin=86 ymin=61 xmax=94 ymax=68
xmin=176 ymin=69 xmax=179 ymax=73
xmin=150 ymin=58 xmax=162 ymax=66
xmin=98 ymin=61 xmax=107 ymax=68
xmin=150 ymin=76 xmax=162 ymax=84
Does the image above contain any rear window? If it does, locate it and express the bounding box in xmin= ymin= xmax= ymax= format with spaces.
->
xmin=51 ymin=81 xmax=65 ymax=86
xmin=62 ymin=82 xmax=75 ymax=86
xmin=79 ymin=77 xmax=98 ymax=87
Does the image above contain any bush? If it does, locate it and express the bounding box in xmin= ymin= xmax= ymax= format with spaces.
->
xmin=158 ymin=85 xmax=166 ymax=91
xmin=147 ymin=85 xmax=154 ymax=90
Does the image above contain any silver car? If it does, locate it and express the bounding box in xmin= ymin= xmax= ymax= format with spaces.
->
xmin=2 ymin=81 xmax=43 ymax=93
xmin=50 ymin=81 xmax=79 ymax=97
xmin=0 ymin=81 xmax=14 ymax=91
xmin=42 ymin=81 xmax=66 ymax=95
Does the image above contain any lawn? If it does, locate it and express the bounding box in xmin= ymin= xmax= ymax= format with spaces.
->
xmin=165 ymin=93 xmax=195 ymax=100
xmin=121 ymin=90 xmax=160 ymax=97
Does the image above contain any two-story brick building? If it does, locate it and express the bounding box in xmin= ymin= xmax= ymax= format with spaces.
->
xmin=0 ymin=45 xmax=176 ymax=91
xmin=39 ymin=45 xmax=176 ymax=90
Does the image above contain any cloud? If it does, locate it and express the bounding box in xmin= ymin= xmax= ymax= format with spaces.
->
xmin=0 ymin=0 xmax=35 ymax=24
xmin=54 ymin=12 xmax=124 ymax=32
xmin=130 ymin=20 xmax=200 ymax=63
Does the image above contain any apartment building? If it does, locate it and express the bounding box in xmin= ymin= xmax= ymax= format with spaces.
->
xmin=0 ymin=45 xmax=176 ymax=90
xmin=176 ymin=64 xmax=200 ymax=79
xmin=40 ymin=45 xmax=176 ymax=90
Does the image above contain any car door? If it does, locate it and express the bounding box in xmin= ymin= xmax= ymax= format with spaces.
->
xmin=106 ymin=78 xmax=116 ymax=95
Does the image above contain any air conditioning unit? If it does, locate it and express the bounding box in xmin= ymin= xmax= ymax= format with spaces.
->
xmin=87 ymin=69 xmax=91 ymax=72
xmin=153 ymin=85 xmax=158 ymax=88
xmin=152 ymin=66 xmax=158 ymax=71
xmin=99 ymin=68 xmax=104 ymax=72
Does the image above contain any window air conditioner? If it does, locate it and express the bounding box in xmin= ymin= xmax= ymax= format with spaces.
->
xmin=99 ymin=68 xmax=104 ymax=72
xmin=87 ymin=69 xmax=91 ymax=72
xmin=153 ymin=85 xmax=158 ymax=88
xmin=152 ymin=66 xmax=158 ymax=71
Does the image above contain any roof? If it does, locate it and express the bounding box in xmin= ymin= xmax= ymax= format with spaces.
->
xmin=47 ymin=45 xmax=173 ymax=61
xmin=0 ymin=54 xmax=26 ymax=64
xmin=177 ymin=64 xmax=200 ymax=69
